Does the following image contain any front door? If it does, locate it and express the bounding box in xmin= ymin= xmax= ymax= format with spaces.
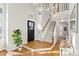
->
xmin=27 ymin=20 xmax=35 ymax=42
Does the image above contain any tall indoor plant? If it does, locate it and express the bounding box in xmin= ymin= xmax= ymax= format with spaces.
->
xmin=12 ymin=29 xmax=23 ymax=51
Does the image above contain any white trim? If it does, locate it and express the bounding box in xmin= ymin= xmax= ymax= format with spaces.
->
xmin=23 ymin=45 xmax=34 ymax=52
xmin=5 ymin=3 xmax=9 ymax=50
xmin=23 ymin=45 xmax=51 ymax=52
xmin=50 ymin=39 xmax=58 ymax=49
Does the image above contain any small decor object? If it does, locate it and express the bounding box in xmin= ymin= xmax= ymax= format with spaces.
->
xmin=12 ymin=29 xmax=23 ymax=51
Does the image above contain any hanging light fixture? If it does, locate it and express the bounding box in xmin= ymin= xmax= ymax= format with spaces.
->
xmin=34 ymin=4 xmax=46 ymax=15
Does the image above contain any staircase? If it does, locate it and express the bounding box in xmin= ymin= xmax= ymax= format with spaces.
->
xmin=34 ymin=13 xmax=56 ymax=45
xmin=42 ymin=20 xmax=56 ymax=43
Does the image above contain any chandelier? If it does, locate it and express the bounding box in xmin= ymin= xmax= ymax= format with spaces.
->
xmin=34 ymin=4 xmax=46 ymax=15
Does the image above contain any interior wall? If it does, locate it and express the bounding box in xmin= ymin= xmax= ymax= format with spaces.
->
xmin=69 ymin=3 xmax=76 ymax=10
xmin=75 ymin=3 xmax=79 ymax=56
xmin=35 ymin=3 xmax=50 ymax=41
xmin=7 ymin=3 xmax=34 ymax=51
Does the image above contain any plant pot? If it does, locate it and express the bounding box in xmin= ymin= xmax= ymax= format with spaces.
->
xmin=18 ymin=47 xmax=22 ymax=51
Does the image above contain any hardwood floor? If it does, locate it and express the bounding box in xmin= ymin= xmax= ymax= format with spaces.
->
xmin=0 ymin=39 xmax=61 ymax=56
xmin=0 ymin=50 xmax=7 ymax=56
xmin=24 ymin=40 xmax=53 ymax=49
xmin=13 ymin=40 xmax=61 ymax=56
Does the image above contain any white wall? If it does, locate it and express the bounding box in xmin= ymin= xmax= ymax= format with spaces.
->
xmin=42 ymin=4 xmax=50 ymax=28
xmin=69 ymin=3 xmax=75 ymax=10
xmin=74 ymin=3 xmax=79 ymax=56
xmin=7 ymin=3 xmax=34 ymax=51
xmin=35 ymin=15 xmax=42 ymax=40
xmin=35 ymin=4 xmax=50 ymax=41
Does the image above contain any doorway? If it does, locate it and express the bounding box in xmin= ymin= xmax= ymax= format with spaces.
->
xmin=27 ymin=20 xmax=35 ymax=42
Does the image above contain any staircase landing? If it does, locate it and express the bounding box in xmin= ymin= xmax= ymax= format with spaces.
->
xmin=23 ymin=40 xmax=53 ymax=51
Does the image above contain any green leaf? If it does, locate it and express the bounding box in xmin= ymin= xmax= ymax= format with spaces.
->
xmin=12 ymin=29 xmax=23 ymax=47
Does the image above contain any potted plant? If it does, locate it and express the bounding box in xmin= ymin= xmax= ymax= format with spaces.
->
xmin=12 ymin=29 xmax=23 ymax=51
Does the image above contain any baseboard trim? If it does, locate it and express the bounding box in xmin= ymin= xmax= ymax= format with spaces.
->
xmin=23 ymin=45 xmax=51 ymax=52
xmin=23 ymin=46 xmax=34 ymax=52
